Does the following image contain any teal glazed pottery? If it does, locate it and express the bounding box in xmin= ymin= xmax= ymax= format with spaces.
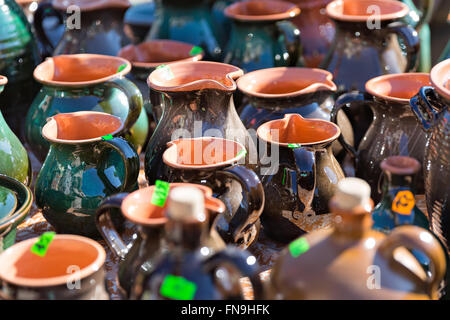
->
xmin=25 ymin=54 xmax=148 ymax=161
xmin=223 ymin=0 xmax=302 ymax=72
xmin=0 ymin=174 xmax=33 ymax=251
xmin=0 ymin=186 xmax=17 ymax=222
xmin=211 ymin=0 xmax=237 ymax=49
xmin=124 ymin=0 xmax=156 ymax=43
xmin=145 ymin=0 xmax=223 ymax=61
xmin=0 ymin=76 xmax=31 ymax=185
xmin=34 ymin=111 xmax=140 ymax=238
xmin=0 ymin=0 xmax=40 ymax=136
xmin=34 ymin=0 xmax=132 ymax=58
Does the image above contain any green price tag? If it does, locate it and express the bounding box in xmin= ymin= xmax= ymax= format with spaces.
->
xmin=156 ymin=64 xmax=174 ymax=80
xmin=30 ymin=232 xmax=56 ymax=257
xmin=101 ymin=134 xmax=113 ymax=141
xmin=117 ymin=64 xmax=127 ymax=73
xmin=189 ymin=46 xmax=203 ymax=56
xmin=237 ymin=149 xmax=247 ymax=158
xmin=160 ymin=274 xmax=197 ymax=300
xmin=288 ymin=143 xmax=302 ymax=149
xmin=289 ymin=237 xmax=310 ymax=258
xmin=151 ymin=180 xmax=170 ymax=207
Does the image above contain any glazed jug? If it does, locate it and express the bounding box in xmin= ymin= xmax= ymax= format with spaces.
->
xmin=223 ymin=0 xmax=302 ymax=72
xmin=331 ymin=73 xmax=431 ymax=202
xmin=96 ymin=183 xmax=226 ymax=299
xmin=410 ymin=59 xmax=450 ymax=254
xmin=0 ymin=0 xmax=40 ymax=136
xmin=132 ymin=186 xmax=264 ymax=300
xmin=0 ymin=76 xmax=31 ymax=185
xmin=34 ymin=0 xmax=132 ymax=58
xmin=269 ymin=178 xmax=447 ymax=300
xmin=34 ymin=111 xmax=140 ymax=238
xmin=161 ymin=137 xmax=265 ymax=249
xmin=257 ymin=113 xmax=344 ymax=243
xmin=237 ymin=67 xmax=353 ymax=155
xmin=25 ymin=54 xmax=148 ymax=161
xmin=0 ymin=235 xmax=109 ymax=300
xmin=144 ymin=61 xmax=256 ymax=184
xmin=145 ymin=0 xmax=223 ymax=61
xmin=124 ymin=0 xmax=156 ymax=43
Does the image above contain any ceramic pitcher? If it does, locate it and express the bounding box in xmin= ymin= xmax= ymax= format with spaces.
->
xmin=331 ymin=73 xmax=430 ymax=202
xmin=34 ymin=111 xmax=140 ymax=238
xmin=223 ymin=0 xmax=302 ymax=72
xmin=410 ymin=59 xmax=450 ymax=254
xmin=257 ymin=113 xmax=344 ymax=243
xmin=0 ymin=235 xmax=109 ymax=300
xmin=96 ymin=183 xmax=226 ymax=299
xmin=34 ymin=0 xmax=132 ymax=58
xmin=26 ymin=54 xmax=148 ymax=161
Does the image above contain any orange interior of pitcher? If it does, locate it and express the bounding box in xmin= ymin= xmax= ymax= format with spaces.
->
xmin=366 ymin=73 xmax=431 ymax=101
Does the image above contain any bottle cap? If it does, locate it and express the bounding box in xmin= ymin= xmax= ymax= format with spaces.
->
xmin=168 ymin=186 xmax=206 ymax=222
xmin=334 ymin=177 xmax=371 ymax=211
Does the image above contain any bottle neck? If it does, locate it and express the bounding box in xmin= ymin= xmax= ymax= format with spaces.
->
xmin=330 ymin=198 xmax=374 ymax=239
xmin=380 ymin=172 xmax=416 ymax=203
xmin=165 ymin=218 xmax=208 ymax=251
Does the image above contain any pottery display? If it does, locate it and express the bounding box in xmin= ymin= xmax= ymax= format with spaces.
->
xmin=96 ymin=183 xmax=226 ymax=299
xmin=0 ymin=76 xmax=31 ymax=186
xmin=0 ymin=0 xmax=40 ymax=136
xmin=257 ymin=113 xmax=344 ymax=243
xmin=331 ymin=73 xmax=431 ymax=202
xmin=132 ymin=186 xmax=264 ymax=300
xmin=161 ymin=137 xmax=264 ymax=249
xmin=124 ymin=0 xmax=156 ymax=43
xmin=223 ymin=0 xmax=302 ymax=72
xmin=269 ymin=178 xmax=447 ymax=300
xmin=0 ymin=175 xmax=33 ymax=251
xmin=34 ymin=111 xmax=140 ymax=238
xmin=0 ymin=234 xmax=108 ymax=299
xmin=34 ymin=0 xmax=132 ymax=58
xmin=25 ymin=54 xmax=148 ymax=161
xmin=410 ymin=59 xmax=450 ymax=254
xmin=210 ymin=0 xmax=236 ymax=48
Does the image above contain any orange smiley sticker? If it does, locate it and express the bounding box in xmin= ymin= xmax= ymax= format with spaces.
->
xmin=392 ymin=190 xmax=415 ymax=215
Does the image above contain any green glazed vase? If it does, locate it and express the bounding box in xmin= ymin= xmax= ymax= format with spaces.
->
xmin=0 ymin=0 xmax=40 ymax=136
xmin=35 ymin=111 xmax=140 ymax=238
xmin=25 ymin=54 xmax=148 ymax=161
xmin=0 ymin=76 xmax=31 ymax=186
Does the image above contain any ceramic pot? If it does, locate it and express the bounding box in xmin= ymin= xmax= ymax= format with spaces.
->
xmin=124 ymin=1 xmax=156 ymax=43
xmin=331 ymin=73 xmax=431 ymax=202
xmin=257 ymin=113 xmax=344 ymax=243
xmin=145 ymin=0 xmax=223 ymax=61
xmin=161 ymin=137 xmax=264 ymax=249
xmin=237 ymin=67 xmax=353 ymax=155
xmin=34 ymin=0 xmax=132 ymax=58
xmin=410 ymin=59 xmax=450 ymax=254
xmin=0 ymin=76 xmax=31 ymax=186
xmin=35 ymin=111 xmax=140 ymax=238
xmin=269 ymin=178 xmax=447 ymax=300
xmin=0 ymin=235 xmax=108 ymax=300
xmin=223 ymin=0 xmax=301 ymax=72
xmin=25 ymin=54 xmax=148 ymax=161
xmin=0 ymin=175 xmax=33 ymax=251
xmin=144 ymin=61 xmax=256 ymax=184
xmin=96 ymin=183 xmax=226 ymax=299
xmin=210 ymin=0 xmax=236 ymax=49
xmin=15 ymin=0 xmax=41 ymax=22
xmin=0 ymin=0 xmax=40 ymax=136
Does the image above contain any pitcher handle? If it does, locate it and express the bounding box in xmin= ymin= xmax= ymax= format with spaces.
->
xmin=33 ymin=2 xmax=63 ymax=58
xmin=276 ymin=21 xmax=302 ymax=66
xmin=290 ymin=147 xmax=316 ymax=212
xmin=386 ymin=22 xmax=420 ymax=72
xmin=410 ymin=86 xmax=441 ymax=131
xmin=377 ymin=226 xmax=447 ymax=299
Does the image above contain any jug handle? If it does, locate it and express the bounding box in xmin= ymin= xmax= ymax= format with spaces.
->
xmin=386 ymin=22 xmax=420 ymax=72
xmin=95 ymin=193 xmax=129 ymax=260
xmin=203 ymin=246 xmax=265 ymax=300
xmin=377 ymin=226 xmax=446 ymax=299
xmin=291 ymin=147 xmax=316 ymax=210
xmin=276 ymin=21 xmax=302 ymax=66
xmin=216 ymin=165 xmax=265 ymax=246
xmin=410 ymin=86 xmax=441 ymax=131
xmin=33 ymin=2 xmax=63 ymax=58
xmin=403 ymin=0 xmax=434 ymax=30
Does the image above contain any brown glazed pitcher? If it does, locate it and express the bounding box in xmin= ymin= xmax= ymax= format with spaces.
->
xmin=257 ymin=113 xmax=344 ymax=243
xmin=269 ymin=178 xmax=447 ymax=300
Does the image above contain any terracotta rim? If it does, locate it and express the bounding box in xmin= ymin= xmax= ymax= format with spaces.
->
xmin=237 ymin=67 xmax=337 ymax=98
xmin=148 ymin=61 xmax=243 ymax=92
xmin=225 ymin=0 xmax=300 ymax=22
xmin=365 ymin=73 xmax=431 ymax=103
xmin=326 ymin=0 xmax=409 ymax=22
xmin=430 ymin=59 xmax=450 ymax=100
xmin=42 ymin=111 xmax=124 ymax=145
xmin=0 ymin=75 xmax=7 ymax=86
xmin=117 ymin=40 xmax=204 ymax=69
xmin=52 ymin=0 xmax=130 ymax=11
xmin=34 ymin=54 xmax=131 ymax=87
xmin=162 ymin=137 xmax=247 ymax=170
xmin=0 ymin=235 xmax=106 ymax=288
xmin=380 ymin=156 xmax=421 ymax=175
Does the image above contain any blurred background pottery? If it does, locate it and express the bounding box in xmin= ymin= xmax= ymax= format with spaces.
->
xmin=210 ymin=0 xmax=237 ymax=48
xmin=25 ymin=54 xmax=148 ymax=161
xmin=124 ymin=0 xmax=156 ymax=43
xmin=34 ymin=112 xmax=140 ymax=238
xmin=0 ymin=235 xmax=109 ymax=299
xmin=257 ymin=114 xmax=344 ymax=243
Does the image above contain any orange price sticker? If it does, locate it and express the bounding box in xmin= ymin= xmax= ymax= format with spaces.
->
xmin=391 ymin=190 xmax=415 ymax=215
